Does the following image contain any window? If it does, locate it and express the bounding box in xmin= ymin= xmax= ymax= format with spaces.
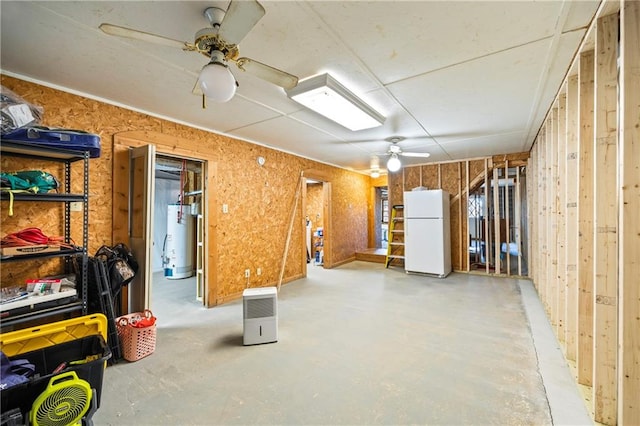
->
xmin=382 ymin=199 xmax=389 ymax=223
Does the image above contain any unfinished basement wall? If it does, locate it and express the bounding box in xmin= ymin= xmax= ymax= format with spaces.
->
xmin=0 ymin=75 xmax=371 ymax=306
xmin=388 ymin=153 xmax=528 ymax=273
xmin=527 ymin=1 xmax=640 ymax=424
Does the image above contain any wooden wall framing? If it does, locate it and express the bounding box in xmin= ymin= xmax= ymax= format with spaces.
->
xmin=388 ymin=153 xmax=528 ymax=275
xmin=528 ymin=1 xmax=640 ymax=423
xmin=618 ymin=1 xmax=640 ymax=423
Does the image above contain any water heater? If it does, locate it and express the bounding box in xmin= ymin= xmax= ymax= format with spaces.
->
xmin=164 ymin=204 xmax=194 ymax=279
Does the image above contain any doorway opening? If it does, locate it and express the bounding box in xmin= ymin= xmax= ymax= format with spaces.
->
xmin=378 ymin=187 xmax=389 ymax=249
xmin=151 ymin=154 xmax=205 ymax=315
xmin=305 ymin=179 xmax=325 ymax=270
xmin=301 ymin=172 xmax=332 ymax=277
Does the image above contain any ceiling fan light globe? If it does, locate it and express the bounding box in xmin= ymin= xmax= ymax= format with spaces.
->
xmin=371 ymin=170 xmax=381 ymax=178
xmin=199 ymin=62 xmax=236 ymax=102
xmin=387 ymin=155 xmax=401 ymax=173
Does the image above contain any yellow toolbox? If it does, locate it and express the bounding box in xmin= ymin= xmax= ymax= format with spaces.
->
xmin=0 ymin=314 xmax=111 ymax=422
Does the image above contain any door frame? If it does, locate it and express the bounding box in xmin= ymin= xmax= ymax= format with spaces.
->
xmin=113 ymin=131 xmax=218 ymax=311
xmin=301 ymin=169 xmax=332 ymax=276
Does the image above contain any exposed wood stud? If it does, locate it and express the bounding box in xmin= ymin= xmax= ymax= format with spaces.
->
xmin=493 ymin=168 xmax=500 ymax=274
xmin=565 ymin=74 xmax=580 ymax=362
xmin=592 ymin=13 xmax=619 ymax=424
xmin=505 ymin=160 xmax=511 ymax=276
xmin=618 ymin=1 xmax=640 ymax=423
xmin=548 ymin=109 xmax=558 ymax=327
xmin=515 ymin=165 xmax=522 ymax=276
xmin=577 ymin=49 xmax=595 ymax=387
xmin=458 ymin=162 xmax=463 ymax=270
xmin=539 ymin=124 xmax=548 ymax=306
xmin=557 ymin=98 xmax=567 ymax=343
xmin=485 ymin=158 xmax=490 ymax=274
xmin=465 ymin=160 xmax=470 ymax=273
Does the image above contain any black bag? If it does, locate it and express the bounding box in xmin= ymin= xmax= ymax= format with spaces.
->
xmin=95 ymin=243 xmax=139 ymax=294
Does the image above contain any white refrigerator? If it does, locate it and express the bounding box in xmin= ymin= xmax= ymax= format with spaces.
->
xmin=404 ymin=189 xmax=452 ymax=277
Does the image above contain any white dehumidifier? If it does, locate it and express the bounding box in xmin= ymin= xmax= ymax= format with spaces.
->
xmin=243 ymin=287 xmax=278 ymax=345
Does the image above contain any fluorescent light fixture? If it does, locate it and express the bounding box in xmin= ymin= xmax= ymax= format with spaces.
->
xmin=286 ymin=73 xmax=385 ymax=131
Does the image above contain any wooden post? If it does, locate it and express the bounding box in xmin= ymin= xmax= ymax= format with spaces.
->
xmin=278 ymin=172 xmax=304 ymax=292
xmin=466 ymin=160 xmax=470 ymax=273
xmin=547 ymin=109 xmax=558 ymax=326
xmin=557 ymin=96 xmax=567 ymax=343
xmin=532 ymin=141 xmax=540 ymax=286
xmin=528 ymin=147 xmax=536 ymax=283
xmin=484 ymin=158 xmax=490 ymax=274
xmin=577 ymin=50 xmax=595 ymax=387
xmin=593 ymin=13 xmax=619 ymax=424
xmin=565 ymin=74 xmax=580 ymax=362
xmin=458 ymin=162 xmax=463 ymax=270
xmin=493 ymin=168 xmax=501 ymax=274
xmin=618 ymin=1 xmax=640 ymax=423
xmin=505 ymin=160 xmax=510 ymax=276
xmin=538 ymin=126 xmax=547 ymax=300
xmin=515 ymin=165 xmax=522 ymax=276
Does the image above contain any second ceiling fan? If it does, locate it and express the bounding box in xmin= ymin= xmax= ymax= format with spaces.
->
xmin=99 ymin=0 xmax=298 ymax=104
xmin=374 ymin=136 xmax=431 ymax=173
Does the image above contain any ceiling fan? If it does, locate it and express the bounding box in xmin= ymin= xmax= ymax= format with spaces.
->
xmin=375 ymin=136 xmax=431 ymax=173
xmin=99 ymin=0 xmax=298 ymax=104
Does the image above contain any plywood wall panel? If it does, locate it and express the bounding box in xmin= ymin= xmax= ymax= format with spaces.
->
xmin=469 ymin=160 xmax=485 ymax=186
xmin=388 ymin=172 xmax=404 ymax=208
xmin=403 ymin=166 xmax=421 ymax=191
xmin=420 ymin=165 xmax=439 ymax=190
xmin=440 ymin=163 xmax=458 ymax=196
xmin=1 ymin=75 xmax=370 ymax=305
xmin=331 ymin=169 xmax=369 ymax=260
xmin=306 ymin=184 xmax=324 ymax=227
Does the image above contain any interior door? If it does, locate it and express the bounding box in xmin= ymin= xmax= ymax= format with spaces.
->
xmin=129 ymin=144 xmax=156 ymax=312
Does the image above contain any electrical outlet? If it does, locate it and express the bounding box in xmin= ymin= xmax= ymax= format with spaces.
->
xmin=245 ymin=269 xmax=250 ymax=278
xmin=256 ymin=268 xmax=261 ymax=276
xmin=70 ymin=202 xmax=83 ymax=212
xmin=222 ymin=204 xmax=229 ymax=214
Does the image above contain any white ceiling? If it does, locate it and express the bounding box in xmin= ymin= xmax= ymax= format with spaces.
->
xmin=0 ymin=1 xmax=600 ymax=174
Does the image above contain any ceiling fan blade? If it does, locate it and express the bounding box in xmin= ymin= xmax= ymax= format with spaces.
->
xmin=400 ymin=152 xmax=431 ymax=158
xmin=234 ymin=57 xmax=298 ymax=89
xmin=218 ymin=0 xmax=266 ymax=46
xmin=192 ymin=78 xmax=203 ymax=96
xmin=99 ymin=23 xmax=195 ymax=51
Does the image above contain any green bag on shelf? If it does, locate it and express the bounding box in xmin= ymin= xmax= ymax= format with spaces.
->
xmin=1 ymin=170 xmax=60 ymax=216
xmin=0 ymin=170 xmax=59 ymax=194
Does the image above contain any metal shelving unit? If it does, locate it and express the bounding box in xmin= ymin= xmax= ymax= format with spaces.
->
xmin=0 ymin=139 xmax=89 ymax=330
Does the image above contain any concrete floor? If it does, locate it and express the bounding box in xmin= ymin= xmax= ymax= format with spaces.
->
xmin=93 ymin=262 xmax=591 ymax=425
